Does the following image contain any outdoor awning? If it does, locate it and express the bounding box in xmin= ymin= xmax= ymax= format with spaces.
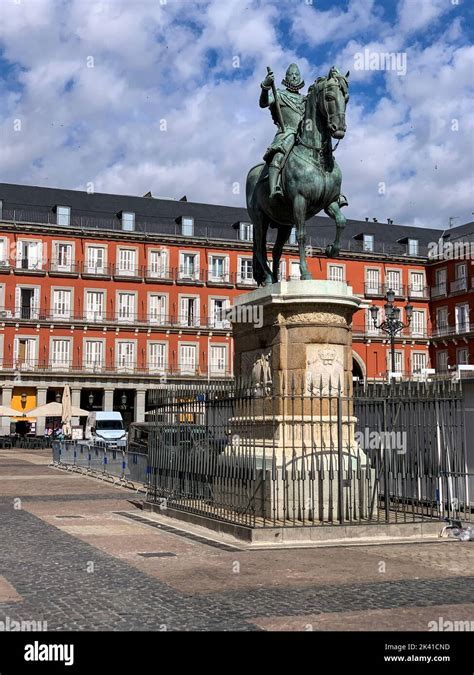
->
xmin=25 ymin=402 xmax=89 ymax=418
xmin=0 ymin=405 xmax=22 ymax=417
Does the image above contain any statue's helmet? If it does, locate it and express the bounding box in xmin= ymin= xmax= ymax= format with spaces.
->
xmin=282 ymin=63 xmax=305 ymax=92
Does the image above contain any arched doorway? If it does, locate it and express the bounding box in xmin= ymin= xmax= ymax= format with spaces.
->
xmin=352 ymin=352 xmax=366 ymax=381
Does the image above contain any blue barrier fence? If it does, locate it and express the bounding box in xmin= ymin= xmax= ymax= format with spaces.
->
xmin=51 ymin=440 xmax=150 ymax=492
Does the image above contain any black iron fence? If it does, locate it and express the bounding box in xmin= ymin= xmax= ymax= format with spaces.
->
xmin=144 ymin=378 xmax=471 ymax=528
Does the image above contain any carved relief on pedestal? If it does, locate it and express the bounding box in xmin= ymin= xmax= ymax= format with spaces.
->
xmin=306 ymin=343 xmax=345 ymax=395
xmin=241 ymin=349 xmax=272 ymax=395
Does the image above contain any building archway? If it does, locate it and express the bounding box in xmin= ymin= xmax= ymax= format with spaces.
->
xmin=352 ymin=352 xmax=366 ymax=381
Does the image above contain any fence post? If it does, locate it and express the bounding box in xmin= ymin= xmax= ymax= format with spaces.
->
xmin=337 ymin=392 xmax=344 ymax=524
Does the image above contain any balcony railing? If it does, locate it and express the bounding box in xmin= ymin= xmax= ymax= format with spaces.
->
xmin=206 ymin=271 xmax=235 ymax=286
xmin=431 ymin=283 xmax=447 ymax=298
xmin=363 ymin=283 xmax=406 ymax=298
xmin=0 ymin=359 xmax=232 ymax=378
xmin=13 ymin=258 xmax=47 ymax=274
xmin=450 ymin=278 xmax=468 ymax=293
xmin=144 ymin=267 xmax=174 ymax=283
xmin=113 ymin=265 xmax=143 ymax=279
xmin=81 ymin=263 xmax=112 ymax=278
xmin=48 ymin=260 xmax=81 ymax=275
xmin=175 ymin=267 xmax=206 ymax=284
xmin=0 ymin=308 xmax=232 ymax=331
xmin=353 ymin=323 xmax=428 ymax=339
xmin=407 ymin=285 xmax=429 ymax=300
xmin=431 ymin=323 xmax=472 ymax=338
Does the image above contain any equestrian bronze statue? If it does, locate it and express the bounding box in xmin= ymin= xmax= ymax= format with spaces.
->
xmin=246 ymin=64 xmax=350 ymax=285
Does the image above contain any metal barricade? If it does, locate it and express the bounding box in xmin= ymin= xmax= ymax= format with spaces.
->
xmin=126 ymin=452 xmax=150 ymax=493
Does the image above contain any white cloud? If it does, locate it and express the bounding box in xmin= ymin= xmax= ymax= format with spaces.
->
xmin=0 ymin=0 xmax=472 ymax=230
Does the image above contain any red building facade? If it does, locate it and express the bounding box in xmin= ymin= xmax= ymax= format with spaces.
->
xmin=0 ymin=182 xmax=470 ymax=433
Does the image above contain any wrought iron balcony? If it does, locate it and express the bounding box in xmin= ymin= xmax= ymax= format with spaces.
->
xmin=450 ymin=277 xmax=468 ymax=293
xmin=431 ymin=283 xmax=447 ymax=298
xmin=48 ymin=260 xmax=80 ymax=276
xmin=407 ymin=285 xmax=429 ymax=300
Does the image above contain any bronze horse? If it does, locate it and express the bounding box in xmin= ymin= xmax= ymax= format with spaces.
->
xmin=246 ymin=67 xmax=350 ymax=285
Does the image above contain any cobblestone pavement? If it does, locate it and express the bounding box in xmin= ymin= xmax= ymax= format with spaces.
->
xmin=0 ymin=449 xmax=473 ymax=631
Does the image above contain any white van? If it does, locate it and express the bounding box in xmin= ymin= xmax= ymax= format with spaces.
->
xmin=84 ymin=411 xmax=127 ymax=449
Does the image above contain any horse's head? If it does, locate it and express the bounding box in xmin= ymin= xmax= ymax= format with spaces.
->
xmin=314 ymin=67 xmax=350 ymax=140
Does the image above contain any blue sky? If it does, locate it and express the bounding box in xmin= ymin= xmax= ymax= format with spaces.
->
xmin=0 ymin=0 xmax=472 ymax=228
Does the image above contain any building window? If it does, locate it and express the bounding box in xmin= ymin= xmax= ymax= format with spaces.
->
xmin=84 ymin=340 xmax=104 ymax=371
xmin=121 ymin=212 xmax=135 ymax=231
xmin=455 ymin=262 xmax=467 ymax=280
xmin=85 ymin=290 xmax=105 ymax=322
xmin=365 ymin=268 xmax=380 ymax=294
xmin=179 ymin=252 xmax=199 ymax=280
xmin=289 ymin=228 xmax=297 ymax=245
xmin=148 ymin=342 xmax=167 ymax=373
xmin=289 ymin=260 xmax=301 ymax=280
xmin=412 ymin=352 xmax=427 ymax=374
xmin=117 ymin=248 xmax=137 ymax=275
xmin=148 ymin=249 xmax=168 ymax=278
xmin=56 ymin=206 xmax=70 ymax=227
xmin=0 ymin=200 xmax=3 ymax=220
xmin=51 ymin=339 xmax=71 ymax=369
xmin=457 ymin=348 xmax=469 ymax=366
xmin=437 ymin=351 xmax=448 ymax=373
xmin=148 ymin=294 xmax=166 ymax=325
xmin=455 ymin=303 xmax=469 ymax=333
xmin=13 ymin=337 xmax=37 ymax=369
xmin=239 ymin=222 xmax=253 ymax=241
xmin=117 ymin=292 xmax=136 ymax=323
xmin=179 ymin=344 xmax=197 ymax=374
xmin=53 ymin=243 xmax=73 ymax=272
xmin=363 ymin=234 xmax=374 ymax=252
xmin=116 ymin=341 xmax=135 ymax=372
xmin=0 ymin=238 xmax=8 ymax=268
xmin=238 ymin=258 xmax=253 ymax=283
xmin=328 ymin=264 xmax=344 ymax=282
xmin=52 ymin=289 xmax=72 ymax=320
xmin=86 ymin=246 xmax=106 ymax=274
xmin=388 ymin=351 xmax=403 ymax=374
xmin=386 ymin=270 xmax=402 ymax=295
xmin=181 ymin=217 xmax=194 ymax=237
xmin=210 ymin=345 xmax=227 ymax=374
xmin=209 ymin=298 xmax=229 ymax=328
xmin=411 ymin=310 xmax=425 ymax=337
xmin=436 ymin=307 xmax=449 ymax=335
xmin=16 ymin=240 xmax=43 ymax=270
xmin=16 ymin=286 xmax=39 ymax=320
xmin=209 ymin=255 xmax=229 ymax=282
xmin=409 ymin=271 xmax=425 ymax=297
xmin=408 ymin=239 xmax=419 ymax=256
xmin=179 ymin=296 xmax=199 ymax=327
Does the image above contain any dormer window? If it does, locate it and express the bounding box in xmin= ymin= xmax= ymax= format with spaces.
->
xmin=0 ymin=200 xmax=3 ymax=220
xmin=408 ymin=238 xmax=419 ymax=256
xmin=289 ymin=227 xmax=297 ymax=245
xmin=239 ymin=222 xmax=253 ymax=241
xmin=56 ymin=205 xmax=70 ymax=226
xmin=363 ymin=233 xmax=374 ymax=252
xmin=181 ymin=216 xmax=194 ymax=236
xmin=121 ymin=211 xmax=135 ymax=231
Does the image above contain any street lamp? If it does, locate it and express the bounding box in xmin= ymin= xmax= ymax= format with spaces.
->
xmin=370 ymin=290 xmax=413 ymax=378
xmin=55 ymin=392 xmax=61 ymax=403
xmin=121 ymin=393 xmax=127 ymax=409
xmin=88 ymin=392 xmax=94 ymax=408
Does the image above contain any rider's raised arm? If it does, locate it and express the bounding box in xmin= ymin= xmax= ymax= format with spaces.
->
xmin=259 ymin=81 xmax=275 ymax=108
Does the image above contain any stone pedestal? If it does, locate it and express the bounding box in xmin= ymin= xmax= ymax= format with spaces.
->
xmin=218 ymin=280 xmax=373 ymax=522
xmin=232 ymin=279 xmax=361 ymax=396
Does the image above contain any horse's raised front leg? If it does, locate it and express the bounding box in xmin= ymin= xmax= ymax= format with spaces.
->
xmin=293 ymin=194 xmax=312 ymax=280
xmin=324 ymin=201 xmax=346 ymax=258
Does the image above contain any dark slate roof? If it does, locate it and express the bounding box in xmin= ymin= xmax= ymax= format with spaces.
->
xmin=440 ymin=221 xmax=474 ymax=242
xmin=0 ymin=181 xmax=452 ymax=256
